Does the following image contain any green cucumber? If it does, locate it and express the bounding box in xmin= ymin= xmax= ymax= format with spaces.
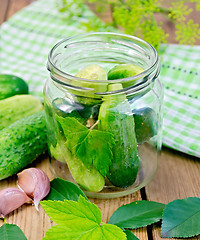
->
xmin=76 ymin=64 xmax=107 ymax=81
xmin=0 ymin=95 xmax=43 ymax=130
xmin=66 ymin=154 xmax=105 ymax=192
xmin=133 ymin=107 xmax=157 ymax=144
xmin=50 ymin=143 xmax=66 ymax=163
xmin=0 ymin=74 xmax=29 ymax=100
xmin=108 ymin=64 xmax=144 ymax=88
xmin=0 ymin=111 xmax=47 ymax=180
xmin=98 ymin=84 xmax=139 ymax=188
xmin=52 ymin=141 xmax=105 ymax=192
xmin=75 ymin=64 xmax=108 ymax=105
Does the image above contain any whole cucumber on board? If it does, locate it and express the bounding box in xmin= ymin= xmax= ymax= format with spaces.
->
xmin=98 ymin=83 xmax=139 ymax=188
xmin=0 ymin=95 xmax=43 ymax=130
xmin=0 ymin=74 xmax=29 ymax=100
xmin=0 ymin=111 xmax=47 ymax=180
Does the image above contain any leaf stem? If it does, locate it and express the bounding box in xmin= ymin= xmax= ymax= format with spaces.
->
xmin=110 ymin=4 xmax=117 ymax=28
xmin=90 ymin=120 xmax=100 ymax=130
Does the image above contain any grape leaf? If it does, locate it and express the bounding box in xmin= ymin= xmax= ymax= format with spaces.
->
xmin=57 ymin=116 xmax=115 ymax=176
xmin=41 ymin=196 xmax=126 ymax=240
xmin=108 ymin=200 xmax=165 ymax=229
xmin=45 ymin=178 xmax=88 ymax=201
xmin=124 ymin=230 xmax=139 ymax=240
xmin=161 ymin=197 xmax=200 ymax=238
xmin=0 ymin=224 xmax=27 ymax=240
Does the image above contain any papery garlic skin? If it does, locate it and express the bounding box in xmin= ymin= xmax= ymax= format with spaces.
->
xmin=0 ymin=188 xmax=32 ymax=218
xmin=17 ymin=168 xmax=50 ymax=211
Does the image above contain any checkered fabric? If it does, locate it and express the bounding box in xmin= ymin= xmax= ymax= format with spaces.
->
xmin=0 ymin=0 xmax=199 ymax=157
xmin=159 ymin=44 xmax=200 ymax=157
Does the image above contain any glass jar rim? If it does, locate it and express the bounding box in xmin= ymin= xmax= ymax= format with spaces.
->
xmin=47 ymin=32 xmax=160 ymax=94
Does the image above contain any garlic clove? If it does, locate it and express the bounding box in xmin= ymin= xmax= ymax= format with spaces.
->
xmin=17 ymin=168 xmax=50 ymax=211
xmin=0 ymin=188 xmax=32 ymax=218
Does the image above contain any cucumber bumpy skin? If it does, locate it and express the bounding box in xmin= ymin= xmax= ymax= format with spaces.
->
xmin=0 ymin=95 xmax=43 ymax=131
xmin=0 ymin=111 xmax=47 ymax=180
xmin=0 ymin=74 xmax=29 ymax=100
xmin=98 ymin=84 xmax=139 ymax=188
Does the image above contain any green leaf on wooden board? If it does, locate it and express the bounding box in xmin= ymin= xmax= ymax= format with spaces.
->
xmin=161 ymin=197 xmax=200 ymax=238
xmin=0 ymin=224 xmax=27 ymax=240
xmin=108 ymin=200 xmax=165 ymax=229
xmin=124 ymin=230 xmax=139 ymax=240
xmin=44 ymin=178 xmax=88 ymax=202
xmin=41 ymin=196 xmax=126 ymax=240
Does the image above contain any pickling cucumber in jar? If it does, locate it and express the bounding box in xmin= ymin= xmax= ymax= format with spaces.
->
xmin=98 ymin=83 xmax=139 ymax=188
xmin=45 ymin=32 xmax=162 ymax=198
xmin=74 ymin=64 xmax=108 ymax=106
xmin=108 ymin=64 xmax=144 ymax=88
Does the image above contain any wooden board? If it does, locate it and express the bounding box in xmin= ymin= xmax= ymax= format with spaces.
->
xmin=145 ymin=147 xmax=200 ymax=240
xmin=0 ymin=1 xmax=200 ymax=239
xmin=0 ymin=0 xmax=9 ymax=24
xmin=0 ymin=157 xmax=148 ymax=240
xmin=5 ymin=0 xmax=33 ymax=20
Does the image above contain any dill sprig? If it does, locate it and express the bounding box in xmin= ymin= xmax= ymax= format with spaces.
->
xmin=58 ymin=0 xmax=200 ymax=48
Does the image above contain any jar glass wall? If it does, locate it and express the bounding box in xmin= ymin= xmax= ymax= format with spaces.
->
xmin=44 ymin=32 xmax=163 ymax=198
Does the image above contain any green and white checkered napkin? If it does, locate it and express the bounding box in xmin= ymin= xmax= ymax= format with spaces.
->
xmin=0 ymin=0 xmax=200 ymax=158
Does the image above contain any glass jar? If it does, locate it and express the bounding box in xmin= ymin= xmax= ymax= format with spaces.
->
xmin=44 ymin=32 xmax=163 ymax=199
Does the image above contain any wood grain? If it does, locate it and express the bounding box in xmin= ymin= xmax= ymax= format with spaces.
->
xmin=146 ymin=148 xmax=200 ymax=203
xmin=0 ymin=156 xmax=147 ymax=240
xmin=91 ymin=192 xmax=148 ymax=239
xmin=0 ymin=1 xmax=147 ymax=239
xmin=5 ymin=0 xmax=33 ymax=20
xmin=0 ymin=0 xmax=9 ymax=24
xmin=0 ymin=1 xmax=200 ymax=240
xmin=0 ymin=156 xmax=55 ymax=240
xmin=145 ymin=147 xmax=200 ymax=240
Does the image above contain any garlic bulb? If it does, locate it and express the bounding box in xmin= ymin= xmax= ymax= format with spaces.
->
xmin=17 ymin=168 xmax=50 ymax=211
xmin=0 ymin=188 xmax=32 ymax=218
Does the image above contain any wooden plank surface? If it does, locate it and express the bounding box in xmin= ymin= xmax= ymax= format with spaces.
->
xmin=0 ymin=157 xmax=55 ymax=240
xmin=0 ymin=1 xmax=200 ymax=240
xmin=5 ymin=0 xmax=33 ymax=20
xmin=0 ymin=157 xmax=147 ymax=240
xmin=0 ymin=0 xmax=9 ymax=24
xmin=145 ymin=148 xmax=200 ymax=240
xmin=0 ymin=1 xmax=147 ymax=239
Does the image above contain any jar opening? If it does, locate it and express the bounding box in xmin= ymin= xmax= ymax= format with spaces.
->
xmin=48 ymin=32 xmax=159 ymax=95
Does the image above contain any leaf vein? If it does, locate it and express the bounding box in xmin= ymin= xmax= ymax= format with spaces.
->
xmin=163 ymin=209 xmax=200 ymax=236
